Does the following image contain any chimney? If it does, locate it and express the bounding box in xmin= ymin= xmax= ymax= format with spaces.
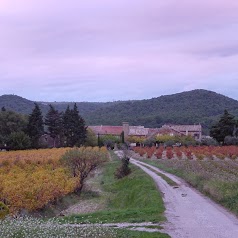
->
xmin=122 ymin=122 xmax=129 ymax=138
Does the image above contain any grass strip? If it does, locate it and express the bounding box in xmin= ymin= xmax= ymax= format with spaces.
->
xmin=61 ymin=152 xmax=166 ymax=224
xmin=139 ymin=162 xmax=178 ymax=187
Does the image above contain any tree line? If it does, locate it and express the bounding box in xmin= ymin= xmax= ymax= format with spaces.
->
xmin=210 ymin=109 xmax=238 ymax=145
xmin=0 ymin=103 xmax=87 ymax=150
xmin=84 ymin=89 xmax=238 ymax=135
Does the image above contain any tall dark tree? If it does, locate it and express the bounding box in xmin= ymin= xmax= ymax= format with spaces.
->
xmin=62 ymin=105 xmax=73 ymax=146
xmin=72 ymin=103 xmax=87 ymax=146
xmin=62 ymin=103 xmax=87 ymax=147
xmin=26 ymin=103 xmax=44 ymax=148
xmin=210 ymin=110 xmax=236 ymax=143
xmin=1 ymin=106 xmax=6 ymax=112
xmin=45 ymin=105 xmax=63 ymax=147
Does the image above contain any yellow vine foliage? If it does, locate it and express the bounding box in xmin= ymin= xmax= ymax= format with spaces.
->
xmin=0 ymin=147 xmax=108 ymax=214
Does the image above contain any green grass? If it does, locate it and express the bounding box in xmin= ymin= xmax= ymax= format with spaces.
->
xmin=140 ymin=163 xmax=178 ymax=186
xmin=140 ymin=160 xmax=187 ymax=181
xmin=141 ymin=159 xmax=211 ymax=190
xmin=29 ymin=193 xmax=84 ymax=218
xmin=62 ymin=153 xmax=166 ymax=224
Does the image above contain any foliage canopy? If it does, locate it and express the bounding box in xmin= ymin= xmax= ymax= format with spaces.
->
xmin=210 ymin=110 xmax=236 ymax=143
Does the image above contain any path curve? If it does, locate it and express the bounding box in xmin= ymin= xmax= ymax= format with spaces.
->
xmin=130 ymin=158 xmax=238 ymax=238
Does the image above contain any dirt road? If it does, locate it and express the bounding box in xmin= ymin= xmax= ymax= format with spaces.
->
xmin=130 ymin=158 xmax=238 ymax=238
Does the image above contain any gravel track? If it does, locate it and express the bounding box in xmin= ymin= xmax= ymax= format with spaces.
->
xmin=130 ymin=158 xmax=238 ymax=238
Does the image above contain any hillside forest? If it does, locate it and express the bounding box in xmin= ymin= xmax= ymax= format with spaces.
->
xmin=2 ymin=89 xmax=238 ymax=135
xmin=1 ymin=100 xmax=238 ymax=150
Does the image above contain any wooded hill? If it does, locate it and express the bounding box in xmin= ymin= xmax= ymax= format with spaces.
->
xmin=1 ymin=90 xmax=238 ymax=133
xmin=0 ymin=94 xmax=114 ymax=116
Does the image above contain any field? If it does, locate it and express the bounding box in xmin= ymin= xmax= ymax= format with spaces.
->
xmin=63 ymin=151 xmax=166 ymax=224
xmin=133 ymin=145 xmax=238 ymax=215
xmin=0 ymin=149 xmax=169 ymax=237
xmin=60 ymin=151 xmax=169 ymax=237
xmin=133 ymin=145 xmax=238 ymax=160
xmin=0 ymin=147 xmax=108 ymax=214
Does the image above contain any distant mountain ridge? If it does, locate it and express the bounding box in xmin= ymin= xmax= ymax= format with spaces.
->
xmin=1 ymin=90 xmax=238 ymax=134
xmin=0 ymin=94 xmax=115 ymax=117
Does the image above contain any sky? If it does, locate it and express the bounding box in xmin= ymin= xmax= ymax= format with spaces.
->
xmin=0 ymin=0 xmax=238 ymax=102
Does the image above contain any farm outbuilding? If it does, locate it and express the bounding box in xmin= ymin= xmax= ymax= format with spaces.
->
xmin=88 ymin=122 xmax=202 ymax=141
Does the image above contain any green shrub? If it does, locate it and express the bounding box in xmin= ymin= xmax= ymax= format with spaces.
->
xmin=144 ymin=136 xmax=156 ymax=147
xmin=224 ymin=136 xmax=238 ymax=146
xmin=84 ymin=128 xmax=98 ymax=147
xmin=201 ymin=137 xmax=219 ymax=146
xmin=7 ymin=131 xmax=31 ymax=150
xmin=115 ymin=157 xmax=131 ymax=179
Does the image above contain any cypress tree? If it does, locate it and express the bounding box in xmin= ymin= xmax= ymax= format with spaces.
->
xmin=72 ymin=103 xmax=87 ymax=146
xmin=45 ymin=105 xmax=63 ymax=147
xmin=62 ymin=103 xmax=87 ymax=147
xmin=27 ymin=103 xmax=44 ymax=148
xmin=62 ymin=105 xmax=73 ymax=147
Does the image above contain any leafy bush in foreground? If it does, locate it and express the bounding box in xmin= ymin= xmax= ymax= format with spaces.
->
xmin=60 ymin=147 xmax=108 ymax=192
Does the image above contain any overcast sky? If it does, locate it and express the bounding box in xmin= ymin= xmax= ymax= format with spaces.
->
xmin=0 ymin=0 xmax=238 ymax=102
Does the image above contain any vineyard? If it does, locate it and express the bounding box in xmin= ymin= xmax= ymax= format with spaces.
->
xmin=133 ymin=145 xmax=238 ymax=215
xmin=0 ymin=147 xmax=108 ymax=215
xmin=133 ymin=145 xmax=238 ymax=160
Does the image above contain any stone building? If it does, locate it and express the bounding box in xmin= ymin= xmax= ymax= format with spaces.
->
xmin=88 ymin=125 xmax=123 ymax=137
xmin=89 ymin=122 xmax=202 ymax=141
xmin=162 ymin=124 xmax=202 ymax=140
